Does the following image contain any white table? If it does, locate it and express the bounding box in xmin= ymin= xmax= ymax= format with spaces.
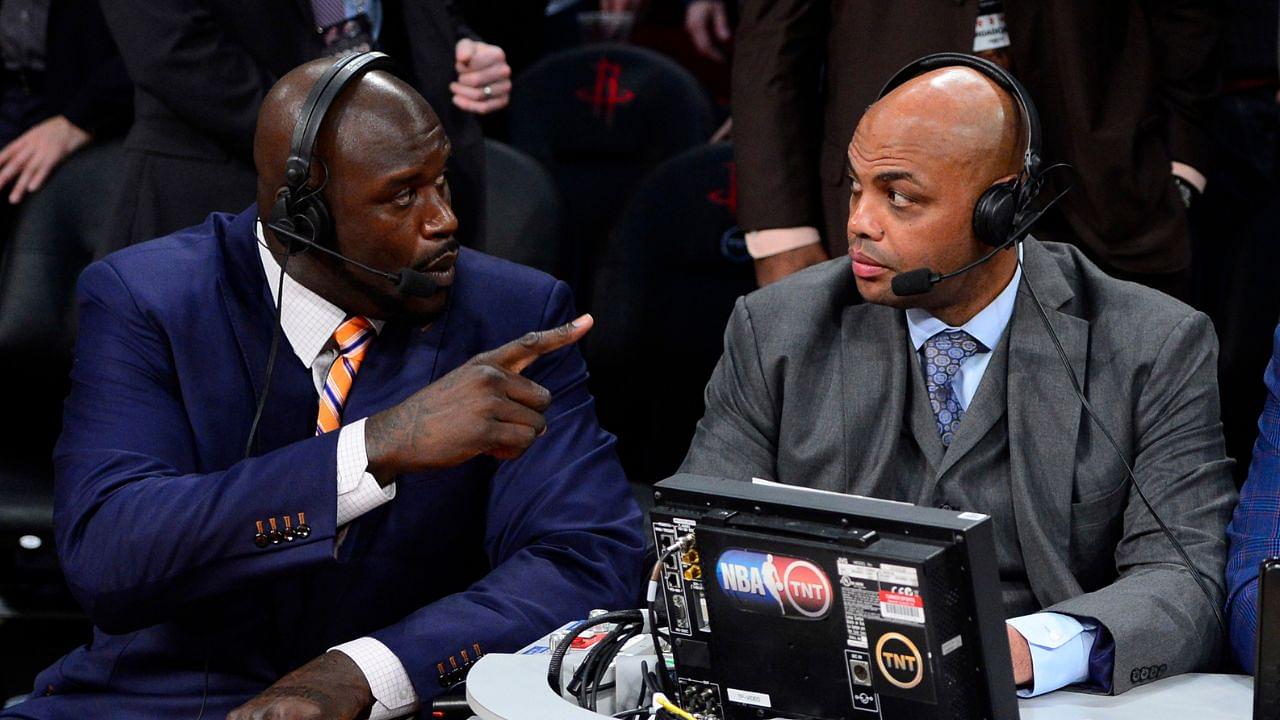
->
xmin=466 ymin=653 xmax=1253 ymax=720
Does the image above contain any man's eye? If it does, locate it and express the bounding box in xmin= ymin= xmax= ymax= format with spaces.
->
xmin=849 ymin=180 xmax=862 ymax=194
xmin=393 ymin=187 xmax=416 ymax=206
xmin=434 ymin=175 xmax=447 ymax=189
xmin=888 ymin=190 xmax=913 ymax=207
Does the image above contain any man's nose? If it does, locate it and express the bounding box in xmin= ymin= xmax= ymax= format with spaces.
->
xmin=847 ymin=196 xmax=882 ymax=243
xmin=422 ymin=192 xmax=458 ymax=240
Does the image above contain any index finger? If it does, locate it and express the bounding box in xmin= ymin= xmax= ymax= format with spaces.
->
xmin=476 ymin=313 xmax=593 ymax=374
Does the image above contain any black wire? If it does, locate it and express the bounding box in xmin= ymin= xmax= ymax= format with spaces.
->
xmin=648 ymin=543 xmax=683 ymax=697
xmin=192 ymin=653 xmax=211 ymax=720
xmin=547 ymin=610 xmax=644 ymax=696
xmin=612 ymin=709 xmax=650 ymax=719
xmin=1017 ymin=250 xmax=1229 ymax=639
xmin=588 ymin=625 xmax=640 ymax=711
xmin=242 ymin=248 xmax=291 ymax=459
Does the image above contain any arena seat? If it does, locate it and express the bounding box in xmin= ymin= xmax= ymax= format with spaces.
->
xmin=508 ymin=42 xmax=714 ymax=295
xmin=585 ymin=142 xmax=755 ymax=486
xmin=479 ymin=139 xmax=565 ymax=278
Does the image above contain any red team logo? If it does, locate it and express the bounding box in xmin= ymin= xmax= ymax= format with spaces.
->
xmin=716 ymin=550 xmax=833 ymax=619
xmin=575 ymin=57 xmax=635 ymax=125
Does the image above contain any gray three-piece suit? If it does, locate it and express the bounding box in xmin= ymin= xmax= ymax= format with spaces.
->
xmin=680 ymin=239 xmax=1237 ymax=694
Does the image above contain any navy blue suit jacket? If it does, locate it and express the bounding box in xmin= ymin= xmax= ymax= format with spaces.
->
xmin=4 ymin=208 xmax=645 ymax=719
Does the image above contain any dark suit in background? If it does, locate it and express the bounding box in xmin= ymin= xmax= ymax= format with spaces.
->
xmin=681 ymin=239 xmax=1236 ymax=693
xmin=4 ymin=0 xmax=131 ymax=144
xmin=98 ymin=0 xmax=485 ymax=250
xmin=732 ymin=0 xmax=1220 ymax=290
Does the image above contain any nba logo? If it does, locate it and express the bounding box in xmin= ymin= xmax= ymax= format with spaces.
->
xmin=715 ymin=550 xmax=833 ymax=620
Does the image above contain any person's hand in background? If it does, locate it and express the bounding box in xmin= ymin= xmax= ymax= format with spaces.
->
xmin=685 ymin=0 xmax=732 ymax=62
xmin=0 ymin=115 xmax=91 ymax=204
xmin=451 ymin=38 xmax=512 ymax=115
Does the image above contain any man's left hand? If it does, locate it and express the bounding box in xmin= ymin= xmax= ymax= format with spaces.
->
xmin=1007 ymin=624 xmax=1034 ymax=688
xmin=451 ymin=38 xmax=511 ymax=115
xmin=0 ymin=115 xmax=90 ymax=204
xmin=227 ymin=651 xmax=373 ymax=720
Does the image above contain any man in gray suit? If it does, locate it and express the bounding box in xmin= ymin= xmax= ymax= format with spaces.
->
xmin=682 ymin=61 xmax=1236 ymax=696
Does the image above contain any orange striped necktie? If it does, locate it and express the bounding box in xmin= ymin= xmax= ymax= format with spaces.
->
xmin=316 ymin=316 xmax=375 ymax=435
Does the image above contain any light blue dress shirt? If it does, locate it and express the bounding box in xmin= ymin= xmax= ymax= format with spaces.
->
xmin=903 ymin=249 xmax=1098 ymax=697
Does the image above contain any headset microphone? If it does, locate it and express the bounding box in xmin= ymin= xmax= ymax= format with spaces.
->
xmin=265 ymin=219 xmax=440 ymax=299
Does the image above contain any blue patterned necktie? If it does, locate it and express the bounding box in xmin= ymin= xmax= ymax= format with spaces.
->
xmin=921 ymin=330 xmax=988 ymax=447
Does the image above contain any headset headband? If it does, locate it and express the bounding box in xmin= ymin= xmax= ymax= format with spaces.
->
xmin=284 ymin=51 xmax=399 ymax=191
xmin=876 ymin=52 xmax=1042 ymax=180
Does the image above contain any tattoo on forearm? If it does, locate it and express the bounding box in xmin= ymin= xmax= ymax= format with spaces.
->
xmin=258 ymin=685 xmax=335 ymax=706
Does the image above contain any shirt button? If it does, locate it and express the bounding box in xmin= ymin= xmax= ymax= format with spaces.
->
xmin=939 ymin=503 xmax=955 ymax=511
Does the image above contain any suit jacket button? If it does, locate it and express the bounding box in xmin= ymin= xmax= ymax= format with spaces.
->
xmin=295 ymin=524 xmax=312 ymax=539
xmin=254 ymin=533 xmax=269 ymax=548
xmin=939 ymin=503 xmax=955 ymax=511
xmin=267 ymin=531 xmax=283 ymax=544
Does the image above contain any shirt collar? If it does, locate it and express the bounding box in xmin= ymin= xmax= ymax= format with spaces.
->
xmin=255 ymin=220 xmax=383 ymax=369
xmin=905 ymin=244 xmax=1022 ymax=352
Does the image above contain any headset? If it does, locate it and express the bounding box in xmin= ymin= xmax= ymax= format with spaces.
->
xmin=881 ymin=52 xmax=1228 ymax=642
xmin=879 ymin=51 xmax=1043 ymax=250
xmin=270 ymin=50 xmax=396 ymax=252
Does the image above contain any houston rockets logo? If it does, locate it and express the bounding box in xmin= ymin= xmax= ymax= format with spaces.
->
xmin=707 ymin=162 xmax=738 ymax=215
xmin=715 ymin=550 xmax=832 ymax=619
xmin=575 ymin=57 xmax=635 ymax=125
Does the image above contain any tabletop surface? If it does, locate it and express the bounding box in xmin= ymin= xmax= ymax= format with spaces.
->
xmin=466 ymin=653 xmax=1254 ymax=720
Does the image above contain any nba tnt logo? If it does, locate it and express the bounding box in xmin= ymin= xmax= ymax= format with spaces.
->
xmin=575 ymin=57 xmax=635 ymax=125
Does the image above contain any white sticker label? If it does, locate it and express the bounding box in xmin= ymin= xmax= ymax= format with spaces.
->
xmin=727 ymin=688 xmax=772 ymax=708
xmin=942 ymin=635 xmax=964 ymax=656
xmin=973 ymin=12 xmax=1011 ymax=52
xmin=957 ymin=511 xmax=987 ymax=521
xmin=838 ymin=557 xmax=880 ymax=581
xmin=878 ymin=563 xmax=919 ymax=587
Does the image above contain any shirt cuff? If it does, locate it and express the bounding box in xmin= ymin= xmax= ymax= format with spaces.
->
xmin=336 ymin=418 xmax=396 ymax=527
xmin=331 ymin=638 xmax=419 ymax=720
xmin=1006 ymin=612 xmax=1096 ymax=697
xmin=1171 ymin=161 xmax=1207 ymax=193
xmin=744 ymin=227 xmax=822 ymax=259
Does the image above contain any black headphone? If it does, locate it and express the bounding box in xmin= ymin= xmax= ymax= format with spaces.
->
xmin=269 ymin=51 xmax=400 ymax=251
xmin=877 ymin=52 xmax=1044 ymax=248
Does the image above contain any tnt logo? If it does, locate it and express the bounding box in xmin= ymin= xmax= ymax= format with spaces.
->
xmin=875 ymin=632 xmax=924 ymax=690
xmin=575 ymin=57 xmax=635 ymax=125
xmin=715 ymin=550 xmax=832 ymax=619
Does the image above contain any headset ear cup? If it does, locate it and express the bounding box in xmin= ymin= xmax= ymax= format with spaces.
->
xmin=298 ymin=195 xmax=333 ymax=248
xmin=972 ymin=182 xmax=1019 ymax=247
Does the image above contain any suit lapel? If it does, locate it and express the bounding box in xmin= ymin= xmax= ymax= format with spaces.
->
xmin=217 ymin=209 xmax=317 ymax=457
xmin=1006 ymin=240 xmax=1089 ymax=606
xmin=839 ymin=304 xmax=913 ymax=497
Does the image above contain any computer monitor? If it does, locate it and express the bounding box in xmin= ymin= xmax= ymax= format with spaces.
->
xmin=649 ymin=473 xmax=1018 ymax=720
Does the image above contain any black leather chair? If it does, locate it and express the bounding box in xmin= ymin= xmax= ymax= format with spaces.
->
xmin=478 ymin=139 xmax=565 ymax=278
xmin=585 ymin=142 xmax=755 ymax=487
xmin=508 ymin=42 xmax=714 ymax=297
xmin=0 ymin=141 xmax=121 ymax=637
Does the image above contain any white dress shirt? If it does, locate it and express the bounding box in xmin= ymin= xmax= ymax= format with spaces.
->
xmin=256 ymin=223 xmax=419 ymax=719
xmin=902 ymin=247 xmax=1097 ymax=697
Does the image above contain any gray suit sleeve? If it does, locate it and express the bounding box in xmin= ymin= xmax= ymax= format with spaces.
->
xmin=679 ymin=297 xmax=779 ymax=482
xmin=1047 ymin=311 xmax=1236 ymax=694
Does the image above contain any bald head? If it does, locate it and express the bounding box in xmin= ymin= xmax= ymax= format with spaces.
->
xmin=254 ymin=57 xmax=446 ymax=204
xmin=861 ymin=67 xmax=1025 ymax=181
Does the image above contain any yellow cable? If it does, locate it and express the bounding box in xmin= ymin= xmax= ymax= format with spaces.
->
xmin=654 ymin=693 xmax=697 ymax=720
